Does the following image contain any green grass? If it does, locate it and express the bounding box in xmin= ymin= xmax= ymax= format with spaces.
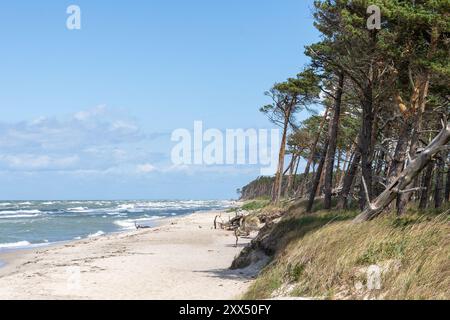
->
xmin=356 ymin=239 xmax=408 ymax=265
xmin=241 ymin=200 xmax=270 ymax=211
xmin=242 ymin=204 xmax=450 ymax=300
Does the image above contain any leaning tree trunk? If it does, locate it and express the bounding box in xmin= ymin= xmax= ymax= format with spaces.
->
xmin=337 ymin=152 xmax=361 ymax=210
xmin=338 ymin=149 xmax=352 ymax=187
xmin=292 ymin=153 xmax=301 ymax=191
xmin=358 ymin=31 xmax=379 ymax=207
xmin=337 ymin=134 xmax=362 ymax=209
xmin=397 ymin=27 xmax=437 ymax=214
xmin=388 ymin=120 xmax=412 ymax=215
xmin=297 ymin=105 xmax=330 ymax=197
xmin=306 ymin=139 xmax=330 ymax=213
xmin=285 ymin=154 xmax=297 ymax=197
xmin=354 ymin=120 xmax=450 ymax=222
xmin=373 ymin=149 xmax=386 ymax=197
xmin=272 ymin=109 xmax=291 ymax=203
xmin=324 ymin=72 xmax=345 ymax=210
xmin=317 ymin=154 xmax=328 ymax=197
xmin=359 ymin=89 xmax=375 ymax=208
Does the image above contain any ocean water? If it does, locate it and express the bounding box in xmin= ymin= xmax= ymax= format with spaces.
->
xmin=0 ymin=200 xmax=235 ymax=252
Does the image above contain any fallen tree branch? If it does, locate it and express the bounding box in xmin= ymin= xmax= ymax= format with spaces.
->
xmin=354 ymin=117 xmax=450 ymax=222
xmin=361 ymin=175 xmax=376 ymax=210
xmin=393 ymin=187 xmax=425 ymax=194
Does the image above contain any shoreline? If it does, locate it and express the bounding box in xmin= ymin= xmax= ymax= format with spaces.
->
xmin=0 ymin=208 xmax=231 ymax=268
xmin=0 ymin=209 xmax=258 ymax=300
xmin=0 ymin=218 xmax=166 ymax=270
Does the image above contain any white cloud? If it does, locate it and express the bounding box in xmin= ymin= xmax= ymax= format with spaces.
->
xmin=0 ymin=154 xmax=79 ymax=170
xmin=136 ymin=163 xmax=156 ymax=173
xmin=161 ymin=163 xmax=257 ymax=175
xmin=73 ymin=105 xmax=107 ymax=121
xmin=110 ymin=120 xmax=139 ymax=132
xmin=0 ymin=106 xmax=164 ymax=173
xmin=0 ymin=106 xmax=144 ymax=153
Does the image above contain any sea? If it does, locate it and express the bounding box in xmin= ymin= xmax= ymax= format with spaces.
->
xmin=0 ymin=200 xmax=235 ymax=252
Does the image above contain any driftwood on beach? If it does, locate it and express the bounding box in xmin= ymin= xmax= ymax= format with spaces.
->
xmin=134 ymin=222 xmax=151 ymax=230
xmin=214 ymin=210 xmax=262 ymax=247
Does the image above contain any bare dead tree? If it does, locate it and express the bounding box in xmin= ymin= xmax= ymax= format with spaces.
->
xmin=354 ymin=117 xmax=450 ymax=222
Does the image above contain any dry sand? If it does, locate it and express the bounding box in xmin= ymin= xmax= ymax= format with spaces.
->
xmin=0 ymin=211 xmax=260 ymax=300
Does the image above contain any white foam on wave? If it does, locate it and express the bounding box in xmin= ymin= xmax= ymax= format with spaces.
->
xmin=0 ymin=203 xmax=12 ymax=206
xmin=0 ymin=214 xmax=41 ymax=219
xmin=116 ymin=204 xmax=135 ymax=210
xmin=131 ymin=200 xmax=235 ymax=211
xmin=56 ymin=200 xmax=235 ymax=216
xmin=0 ymin=241 xmax=55 ymax=251
xmin=112 ymin=200 xmax=208 ymax=212
xmin=0 ymin=241 xmax=31 ymax=249
xmin=88 ymin=230 xmax=105 ymax=238
xmin=67 ymin=207 xmax=88 ymax=211
xmin=66 ymin=207 xmax=98 ymax=214
xmin=113 ymin=217 xmax=159 ymax=230
xmin=0 ymin=210 xmax=42 ymax=215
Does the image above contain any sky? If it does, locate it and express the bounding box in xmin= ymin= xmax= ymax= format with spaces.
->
xmin=0 ymin=0 xmax=320 ymax=200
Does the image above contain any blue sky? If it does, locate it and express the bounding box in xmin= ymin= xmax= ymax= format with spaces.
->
xmin=0 ymin=0 xmax=320 ymax=200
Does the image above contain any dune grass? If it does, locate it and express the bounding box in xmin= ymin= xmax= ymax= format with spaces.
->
xmin=241 ymin=200 xmax=271 ymax=211
xmin=243 ymin=204 xmax=450 ymax=300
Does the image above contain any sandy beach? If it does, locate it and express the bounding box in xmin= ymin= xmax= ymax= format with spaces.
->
xmin=0 ymin=210 xmax=259 ymax=300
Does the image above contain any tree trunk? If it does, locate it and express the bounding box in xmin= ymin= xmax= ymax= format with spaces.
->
xmin=337 ymin=152 xmax=361 ymax=210
xmin=337 ymin=134 xmax=362 ymax=209
xmin=285 ymin=154 xmax=297 ymax=197
xmin=395 ymin=29 xmax=438 ymax=214
xmin=445 ymin=160 xmax=450 ymax=202
xmin=335 ymin=149 xmax=342 ymax=189
xmin=359 ymin=87 xmax=375 ymax=207
xmin=297 ymin=105 xmax=330 ymax=197
xmin=306 ymin=139 xmax=330 ymax=213
xmin=389 ymin=120 xmax=411 ymax=180
xmin=317 ymin=155 xmax=327 ymax=197
xmin=434 ymin=156 xmax=444 ymax=208
xmin=324 ymin=72 xmax=345 ymax=209
xmin=388 ymin=119 xmax=412 ymax=215
xmin=374 ymin=149 xmax=386 ymax=197
xmin=338 ymin=149 xmax=352 ymax=188
xmin=272 ymin=108 xmax=291 ymax=203
xmin=419 ymin=162 xmax=434 ymax=209
xmin=354 ymin=121 xmax=450 ymax=222
xmin=292 ymin=153 xmax=301 ymax=191
xmin=397 ymin=80 xmax=432 ymax=213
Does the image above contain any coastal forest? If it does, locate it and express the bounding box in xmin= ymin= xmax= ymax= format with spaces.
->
xmin=232 ymin=0 xmax=449 ymax=300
